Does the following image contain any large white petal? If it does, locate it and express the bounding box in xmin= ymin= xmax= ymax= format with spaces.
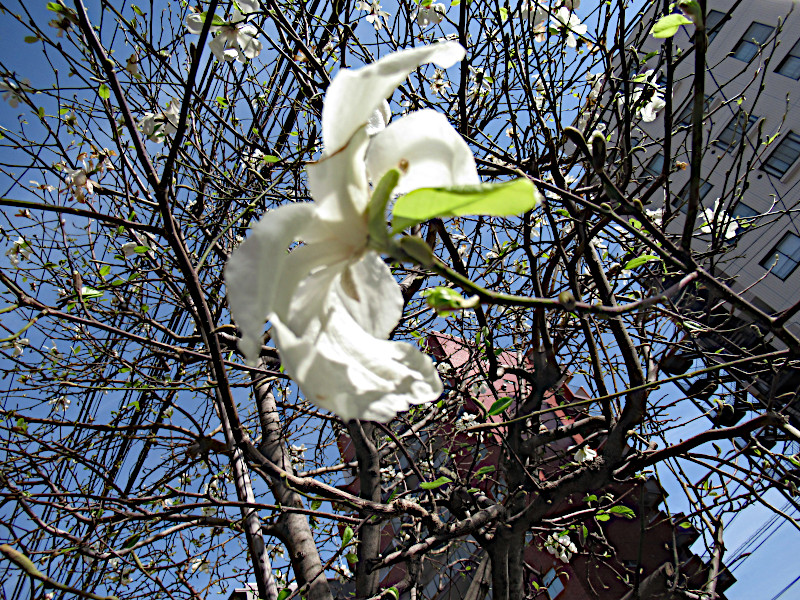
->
xmin=270 ymin=307 xmax=442 ymax=422
xmin=336 ymin=252 xmax=403 ymax=339
xmin=186 ymin=13 xmax=220 ymax=34
xmin=306 ymin=127 xmax=372 ymax=230
xmin=322 ymin=42 xmax=466 ymax=153
xmin=365 ymin=109 xmax=480 ymax=194
xmin=224 ymin=203 xmax=316 ymax=363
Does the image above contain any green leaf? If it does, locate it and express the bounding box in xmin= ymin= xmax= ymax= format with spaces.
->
xmin=583 ymin=494 xmax=597 ymax=503
xmin=392 ymin=178 xmax=542 ymax=232
xmin=24 ymin=35 xmax=39 ymax=43
xmin=475 ymin=465 xmax=496 ymax=476
xmin=345 ymin=552 xmax=358 ymax=564
xmin=678 ymin=521 xmax=693 ymax=529
xmin=262 ymin=154 xmax=280 ymax=163
xmin=651 ymin=14 xmax=692 ymax=38
xmin=420 ymin=476 xmax=453 ymax=490
xmin=81 ymin=286 xmax=104 ymax=299
xmin=499 ymin=7 xmax=508 ymax=21
xmin=276 ymin=590 xmax=291 ymax=600
xmin=310 ymin=499 xmax=322 ymax=510
xmin=623 ymin=255 xmax=660 ymax=270
xmin=385 ymin=587 xmax=400 ymax=600
xmin=133 ymin=245 xmax=150 ymax=253
xmin=46 ymin=2 xmax=63 ymax=13
xmin=215 ymin=96 xmax=229 ymax=108
xmin=131 ymin=4 xmax=145 ymax=16
xmin=487 ymin=396 xmax=513 ymax=417
xmin=99 ymin=265 xmax=111 ymax=276
xmin=98 ymin=84 xmax=110 ymax=100
xmin=596 ymin=513 xmax=611 ymax=522
xmin=607 ymin=505 xmax=636 ymax=519
xmin=341 ymin=525 xmax=353 ymax=547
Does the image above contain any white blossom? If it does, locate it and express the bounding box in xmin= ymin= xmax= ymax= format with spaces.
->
xmin=416 ymin=3 xmax=445 ymax=28
xmin=190 ymin=556 xmax=211 ymax=574
xmin=121 ymin=242 xmax=138 ymax=258
xmin=0 ymin=78 xmax=31 ymax=108
xmin=552 ymin=7 xmax=587 ymax=48
xmin=545 ymin=533 xmax=577 ymax=563
xmin=700 ymin=200 xmax=738 ymax=239
xmin=139 ymin=98 xmax=180 ymax=143
xmin=48 ymin=395 xmax=70 ymax=411
xmin=574 ymin=446 xmax=597 ymax=463
xmin=6 ymin=237 xmax=31 ymax=267
xmin=185 ymin=1 xmax=262 ymax=63
xmin=357 ymin=1 xmax=390 ymax=30
xmin=225 ymin=42 xmax=475 ymax=422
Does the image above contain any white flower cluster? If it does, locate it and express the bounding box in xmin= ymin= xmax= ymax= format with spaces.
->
xmin=357 ymin=1 xmax=390 ymax=30
xmin=139 ymin=98 xmax=180 ymax=144
xmin=5 ymin=237 xmax=30 ymax=267
xmin=185 ymin=0 xmax=262 ymax=63
xmin=545 ymin=532 xmax=577 ymax=563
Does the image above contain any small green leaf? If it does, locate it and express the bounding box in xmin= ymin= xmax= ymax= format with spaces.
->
xmin=98 ymin=84 xmax=110 ymax=100
xmin=420 ymin=476 xmax=453 ymax=490
xmin=596 ymin=513 xmax=611 ymax=522
xmin=262 ymin=154 xmax=280 ymax=163
xmin=99 ymin=265 xmax=111 ymax=276
xmin=499 ymin=7 xmax=508 ymax=21
xmin=134 ymin=245 xmax=150 ymax=253
xmin=46 ymin=2 xmax=63 ymax=12
xmin=215 ymin=96 xmax=229 ymax=108
xmin=311 ymin=499 xmax=322 ymax=510
xmin=81 ymin=286 xmax=104 ymax=299
xmin=487 ymin=396 xmax=513 ymax=417
xmin=475 ymin=465 xmax=496 ymax=476
xmin=24 ymin=35 xmax=39 ymax=44
xmin=651 ymin=14 xmax=692 ymax=38
xmin=678 ymin=521 xmax=693 ymax=529
xmin=342 ymin=525 xmax=354 ymax=547
xmin=607 ymin=505 xmax=636 ymax=519
xmin=345 ymin=552 xmax=358 ymax=564
xmin=131 ymin=4 xmax=145 ymax=16
xmin=276 ymin=590 xmax=291 ymax=600
xmin=583 ymin=494 xmax=597 ymax=503
xmin=392 ymin=178 xmax=542 ymax=232
xmin=623 ymin=255 xmax=660 ymax=270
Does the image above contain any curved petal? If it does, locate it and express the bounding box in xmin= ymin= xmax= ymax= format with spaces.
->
xmin=336 ymin=252 xmax=403 ymax=339
xmin=365 ymin=109 xmax=480 ymax=194
xmin=224 ymin=203 xmax=317 ymax=363
xmin=208 ymin=35 xmax=229 ymax=62
xmin=322 ymin=41 xmax=466 ymax=153
xmin=306 ymin=127 xmax=372 ymax=227
xmin=186 ymin=13 xmax=220 ymax=34
xmin=237 ymin=0 xmax=261 ymax=14
xmin=270 ymin=306 xmax=442 ymax=422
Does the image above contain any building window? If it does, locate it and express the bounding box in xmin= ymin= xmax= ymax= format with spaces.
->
xmin=543 ymin=568 xmax=565 ymax=599
xmin=644 ymin=153 xmax=665 ymax=179
xmin=706 ymin=10 xmax=726 ymax=43
xmin=713 ymin=112 xmax=758 ymax=151
xmin=762 ymin=131 xmax=800 ymax=179
xmin=676 ymin=94 xmax=714 ymax=127
xmin=761 ymin=232 xmax=800 ymax=279
xmin=674 ymin=180 xmax=714 ymax=213
xmin=776 ymin=38 xmax=800 ymax=79
xmin=731 ymin=22 xmax=775 ymax=62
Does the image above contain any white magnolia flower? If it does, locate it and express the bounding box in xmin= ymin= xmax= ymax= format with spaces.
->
xmin=125 ymin=54 xmax=140 ymax=77
xmin=416 ymin=3 xmax=445 ymax=28
xmin=48 ymin=395 xmax=70 ymax=411
xmin=185 ymin=1 xmax=262 ymax=63
xmin=467 ymin=66 xmax=491 ymax=101
xmin=225 ymin=42 xmax=475 ymax=421
xmin=6 ymin=237 xmax=31 ymax=266
xmin=121 ymin=242 xmax=138 ymax=257
xmin=644 ymin=207 xmax=663 ymax=226
xmin=700 ymin=200 xmax=738 ymax=239
xmin=66 ymin=167 xmax=95 ymax=202
xmin=545 ymin=533 xmax=577 ymax=563
xmin=520 ymin=1 xmax=548 ymax=30
xmin=430 ymin=68 xmax=451 ymax=96
xmin=574 ymin=446 xmax=597 ymax=463
xmin=357 ymin=1 xmax=390 ymax=30
xmin=190 ymin=556 xmax=211 ymax=574
xmin=552 ymin=7 xmax=587 ymax=48
xmin=139 ymin=98 xmax=180 ymax=143
xmin=621 ymin=70 xmax=667 ymax=123
xmin=0 ymin=78 xmax=31 ymax=108
xmin=640 ymin=93 xmax=666 ymax=122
